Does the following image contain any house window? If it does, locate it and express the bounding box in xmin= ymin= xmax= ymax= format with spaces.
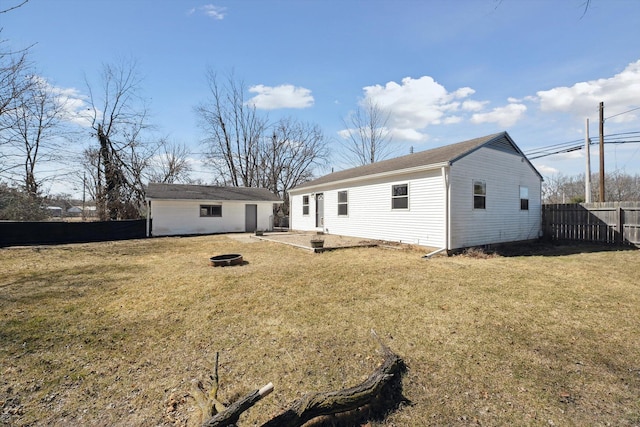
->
xmin=473 ymin=181 xmax=486 ymax=210
xmin=200 ymin=205 xmax=222 ymax=217
xmin=302 ymin=195 xmax=309 ymax=215
xmin=337 ymin=191 xmax=348 ymax=216
xmin=520 ymin=186 xmax=529 ymax=210
xmin=392 ymin=184 xmax=409 ymax=209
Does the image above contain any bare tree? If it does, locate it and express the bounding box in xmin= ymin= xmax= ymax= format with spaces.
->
xmin=260 ymin=117 xmax=328 ymax=214
xmin=147 ymin=139 xmax=192 ymax=184
xmin=340 ymin=99 xmax=393 ymax=166
xmin=0 ymin=37 xmax=34 ymax=176
xmin=196 ymin=70 xmax=266 ymax=187
xmin=79 ymin=147 xmax=100 ymax=202
xmin=603 ymin=171 xmax=640 ymax=201
xmin=86 ymin=59 xmax=157 ymax=220
xmin=0 ymin=181 xmax=46 ymax=220
xmin=196 ymin=71 xmax=330 ymax=216
xmin=0 ymin=75 xmax=69 ymax=197
xmin=543 ymin=171 xmax=640 ymax=203
xmin=0 ymin=0 xmax=29 ymax=14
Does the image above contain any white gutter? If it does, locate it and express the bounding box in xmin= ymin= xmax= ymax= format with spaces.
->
xmin=423 ymin=165 xmax=451 ymax=259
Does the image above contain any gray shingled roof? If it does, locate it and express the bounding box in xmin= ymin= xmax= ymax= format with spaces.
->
xmin=292 ymin=132 xmax=520 ymax=191
xmin=145 ymin=183 xmax=281 ymax=202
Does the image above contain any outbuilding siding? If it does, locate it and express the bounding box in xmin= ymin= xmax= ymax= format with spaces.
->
xmin=150 ymin=199 xmax=274 ymax=236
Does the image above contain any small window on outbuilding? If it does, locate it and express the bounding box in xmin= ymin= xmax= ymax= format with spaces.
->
xmin=337 ymin=190 xmax=348 ymax=216
xmin=200 ymin=205 xmax=222 ymax=217
xmin=302 ymin=195 xmax=309 ymax=216
xmin=473 ymin=181 xmax=486 ymax=210
xmin=392 ymin=184 xmax=409 ymax=209
xmin=520 ymin=186 xmax=529 ymax=210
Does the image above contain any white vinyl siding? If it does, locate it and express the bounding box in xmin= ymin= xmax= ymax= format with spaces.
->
xmin=448 ymin=146 xmax=541 ymax=249
xmin=289 ymin=138 xmax=542 ymax=250
xmin=290 ymin=169 xmax=446 ymax=247
xmin=150 ymin=199 xmax=274 ymax=236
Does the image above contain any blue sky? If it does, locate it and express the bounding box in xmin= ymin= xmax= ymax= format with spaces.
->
xmin=3 ymin=0 xmax=640 ymax=196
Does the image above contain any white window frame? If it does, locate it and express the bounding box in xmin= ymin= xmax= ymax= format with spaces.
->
xmin=392 ymin=183 xmax=409 ymax=210
xmin=337 ymin=190 xmax=348 ymax=216
xmin=473 ymin=180 xmax=486 ymax=210
xmin=520 ymin=186 xmax=529 ymax=211
xmin=302 ymin=195 xmax=309 ymax=216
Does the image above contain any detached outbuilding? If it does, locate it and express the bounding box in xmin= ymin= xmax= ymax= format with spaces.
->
xmin=145 ymin=183 xmax=281 ymax=237
xmin=289 ymin=132 xmax=542 ymax=252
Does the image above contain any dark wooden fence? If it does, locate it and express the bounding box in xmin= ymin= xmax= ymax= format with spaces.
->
xmin=542 ymin=202 xmax=640 ymax=246
xmin=0 ymin=219 xmax=147 ymax=247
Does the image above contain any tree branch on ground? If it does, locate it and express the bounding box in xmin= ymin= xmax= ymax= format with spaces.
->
xmin=193 ymin=331 xmax=408 ymax=427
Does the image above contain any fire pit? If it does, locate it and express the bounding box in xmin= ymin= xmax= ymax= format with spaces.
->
xmin=209 ymin=254 xmax=244 ymax=267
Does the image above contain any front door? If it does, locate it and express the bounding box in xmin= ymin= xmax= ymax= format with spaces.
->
xmin=245 ymin=204 xmax=257 ymax=232
xmin=315 ymin=193 xmax=324 ymax=228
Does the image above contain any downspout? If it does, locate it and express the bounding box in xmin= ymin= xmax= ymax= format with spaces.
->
xmin=423 ymin=165 xmax=450 ymax=258
xmin=146 ymin=200 xmax=151 ymax=237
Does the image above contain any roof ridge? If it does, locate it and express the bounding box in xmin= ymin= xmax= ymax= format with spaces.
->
xmin=292 ymin=132 xmax=507 ymax=190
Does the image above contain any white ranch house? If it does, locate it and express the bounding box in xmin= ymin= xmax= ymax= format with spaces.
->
xmin=145 ymin=183 xmax=281 ymax=237
xmin=289 ymin=132 xmax=542 ymax=253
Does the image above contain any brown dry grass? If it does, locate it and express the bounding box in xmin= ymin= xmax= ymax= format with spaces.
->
xmin=1 ymin=235 xmax=639 ymax=426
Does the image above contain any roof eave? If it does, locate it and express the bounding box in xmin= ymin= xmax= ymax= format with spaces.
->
xmin=290 ymin=161 xmax=450 ymax=194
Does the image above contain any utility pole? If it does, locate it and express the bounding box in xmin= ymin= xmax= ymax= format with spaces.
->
xmin=585 ymin=118 xmax=591 ymax=203
xmin=599 ymin=102 xmax=605 ymax=202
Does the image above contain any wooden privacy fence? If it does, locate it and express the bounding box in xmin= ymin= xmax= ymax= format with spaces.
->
xmin=543 ymin=202 xmax=640 ymax=246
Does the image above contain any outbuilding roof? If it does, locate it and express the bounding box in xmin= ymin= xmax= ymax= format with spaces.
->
xmin=292 ymin=131 xmax=541 ymax=191
xmin=145 ymin=183 xmax=281 ymax=202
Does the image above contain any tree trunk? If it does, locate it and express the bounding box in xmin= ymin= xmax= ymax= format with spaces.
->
xmin=198 ymin=333 xmax=407 ymax=427
xmin=260 ymin=345 xmax=405 ymax=427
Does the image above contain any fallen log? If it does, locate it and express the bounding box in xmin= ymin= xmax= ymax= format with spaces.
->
xmin=198 ymin=331 xmax=407 ymax=427
xmin=260 ymin=337 xmax=406 ymax=427
xmin=203 ymin=383 xmax=273 ymax=427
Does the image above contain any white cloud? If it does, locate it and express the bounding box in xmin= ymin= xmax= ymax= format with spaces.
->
xmin=536 ymin=59 xmax=640 ymax=122
xmin=202 ymin=4 xmax=226 ymax=19
xmin=356 ymin=76 xmax=483 ymax=142
xmin=470 ymin=103 xmax=527 ymax=127
xmin=443 ymin=116 xmax=463 ymax=125
xmin=29 ymin=76 xmax=93 ymax=127
xmin=248 ymin=84 xmax=314 ymax=110
xmin=389 ymin=127 xmax=430 ymax=143
xmin=461 ymin=100 xmax=487 ymax=112
xmin=188 ymin=4 xmax=226 ymax=20
xmin=534 ymin=164 xmax=560 ymax=176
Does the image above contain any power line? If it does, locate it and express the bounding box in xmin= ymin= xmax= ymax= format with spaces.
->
xmin=525 ymin=132 xmax=640 ymax=160
xmin=605 ymin=106 xmax=640 ymax=121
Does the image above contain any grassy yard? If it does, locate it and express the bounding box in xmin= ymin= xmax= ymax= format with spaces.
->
xmin=1 ymin=235 xmax=639 ymax=426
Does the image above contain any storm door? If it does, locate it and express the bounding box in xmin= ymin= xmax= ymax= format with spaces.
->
xmin=315 ymin=193 xmax=324 ymax=228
